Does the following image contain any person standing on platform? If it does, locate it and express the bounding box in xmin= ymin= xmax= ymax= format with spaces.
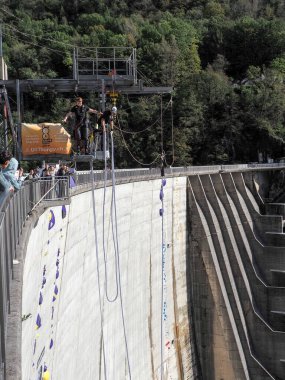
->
xmin=63 ymin=97 xmax=100 ymax=154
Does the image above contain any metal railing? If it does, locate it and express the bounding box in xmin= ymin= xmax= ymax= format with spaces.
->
xmin=0 ymin=177 xmax=70 ymax=379
xmin=73 ymin=163 xmax=285 ymax=188
xmin=74 ymin=47 xmax=137 ymax=84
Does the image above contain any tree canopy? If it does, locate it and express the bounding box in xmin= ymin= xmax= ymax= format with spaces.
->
xmin=1 ymin=0 xmax=285 ymax=166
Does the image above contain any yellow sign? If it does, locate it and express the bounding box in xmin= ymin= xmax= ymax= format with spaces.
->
xmin=22 ymin=123 xmax=72 ymax=159
xmin=107 ymin=91 xmax=119 ymax=97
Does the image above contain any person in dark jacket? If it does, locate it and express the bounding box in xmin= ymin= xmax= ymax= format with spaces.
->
xmin=95 ymin=106 xmax=115 ymax=150
xmin=63 ymin=97 xmax=100 ymax=154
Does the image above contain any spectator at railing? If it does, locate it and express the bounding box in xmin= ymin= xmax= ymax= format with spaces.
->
xmin=33 ymin=168 xmax=41 ymax=178
xmin=57 ymin=164 xmax=67 ymax=177
xmin=0 ymin=151 xmax=21 ymax=204
xmin=68 ymin=167 xmax=76 ymax=188
xmin=1 ymin=151 xmax=21 ymax=191
xmin=0 ymin=168 xmax=13 ymax=203
xmin=49 ymin=165 xmax=56 ymax=177
xmin=41 ymin=163 xmax=51 ymax=178
xmin=56 ymin=164 xmax=68 ymax=197
xmin=56 ymin=164 xmax=76 ymax=191
xmin=16 ymin=167 xmax=26 ymax=183
xmin=26 ymin=169 xmax=36 ymax=180
xmin=40 ymin=167 xmax=52 ymax=198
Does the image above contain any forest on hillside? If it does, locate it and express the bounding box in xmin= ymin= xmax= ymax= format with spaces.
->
xmin=1 ymin=0 xmax=285 ymax=167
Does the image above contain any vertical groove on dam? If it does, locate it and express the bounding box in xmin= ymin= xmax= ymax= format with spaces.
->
xmin=189 ymin=172 xmax=285 ymax=380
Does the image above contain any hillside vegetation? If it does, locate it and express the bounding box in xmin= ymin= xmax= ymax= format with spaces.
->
xmin=1 ymin=0 xmax=285 ymax=166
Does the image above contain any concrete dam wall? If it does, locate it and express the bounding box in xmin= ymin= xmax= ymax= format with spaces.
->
xmin=188 ymin=171 xmax=285 ymax=380
xmin=19 ymin=170 xmax=285 ymax=379
xmin=21 ymin=177 xmax=192 ymax=380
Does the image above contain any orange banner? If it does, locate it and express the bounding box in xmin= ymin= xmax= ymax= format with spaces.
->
xmin=22 ymin=123 xmax=72 ymax=159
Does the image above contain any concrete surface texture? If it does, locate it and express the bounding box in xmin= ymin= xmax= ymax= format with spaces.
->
xmin=21 ymin=177 xmax=193 ymax=380
xmin=189 ymin=172 xmax=285 ymax=380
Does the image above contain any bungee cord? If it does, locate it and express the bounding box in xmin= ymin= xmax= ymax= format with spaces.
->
xmin=159 ymin=175 xmax=168 ymax=380
xmin=98 ymin=121 xmax=132 ymax=379
xmin=160 ymin=95 xmax=165 ymax=380
xmin=102 ymin=127 xmax=119 ymax=303
xmin=159 ymin=93 xmax=171 ymax=379
xmin=160 ymin=180 xmax=165 ymax=380
xmin=109 ymin=130 xmax=132 ymax=380
xmin=90 ymin=163 xmax=107 ymax=380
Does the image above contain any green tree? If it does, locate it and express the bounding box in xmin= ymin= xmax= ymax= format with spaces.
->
xmin=224 ymin=17 xmax=285 ymax=78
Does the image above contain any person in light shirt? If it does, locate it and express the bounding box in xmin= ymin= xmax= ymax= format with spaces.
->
xmin=0 ymin=151 xmax=21 ymax=203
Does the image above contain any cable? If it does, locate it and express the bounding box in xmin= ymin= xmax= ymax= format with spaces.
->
xmin=159 ymin=95 xmax=169 ymax=178
xmin=115 ymin=98 xmax=172 ymax=136
xmin=90 ymin=162 xmax=107 ymax=380
xmin=136 ymin=68 xmax=154 ymax=86
xmin=160 ymin=95 xmax=164 ymax=156
xmin=114 ymin=121 xmax=160 ymax=135
xmin=116 ymin=115 xmax=161 ymax=166
xmin=161 ymin=94 xmax=175 ymax=168
xmin=1 ymin=7 xmax=76 ymax=49
xmin=160 ymin=183 xmax=164 ymax=380
xmin=126 ymin=93 xmax=155 ymax=110
xmin=2 ymin=24 xmax=66 ymax=57
xmin=159 ymin=94 xmax=168 ymax=378
xmin=109 ymin=131 xmax=132 ymax=380
xmin=159 ymin=178 xmax=168 ymax=380
xmin=170 ymin=95 xmax=175 ymax=166
xmin=115 ymin=96 xmax=173 ymax=167
xmin=102 ymin=127 xmax=119 ymax=302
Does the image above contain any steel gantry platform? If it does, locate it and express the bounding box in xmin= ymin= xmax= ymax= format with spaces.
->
xmin=0 ymin=47 xmax=172 ymax=98
xmin=0 ymin=47 xmax=173 ymax=159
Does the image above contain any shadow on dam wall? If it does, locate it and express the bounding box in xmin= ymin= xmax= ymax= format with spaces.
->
xmin=188 ymin=171 xmax=285 ymax=380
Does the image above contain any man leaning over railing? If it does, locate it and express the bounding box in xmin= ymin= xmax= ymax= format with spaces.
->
xmin=0 ymin=151 xmax=21 ymax=204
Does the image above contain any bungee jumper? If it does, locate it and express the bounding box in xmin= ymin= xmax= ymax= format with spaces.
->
xmin=87 ymin=103 xmax=118 ymax=159
xmin=94 ymin=105 xmax=116 ymax=148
